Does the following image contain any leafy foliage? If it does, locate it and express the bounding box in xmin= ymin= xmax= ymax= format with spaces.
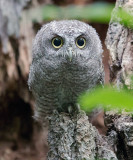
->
xmin=42 ymin=2 xmax=114 ymax=23
xmin=29 ymin=2 xmax=133 ymax=28
xmin=113 ymin=8 xmax=133 ymax=29
xmin=78 ymin=85 xmax=133 ymax=113
xmin=28 ymin=2 xmax=114 ymax=23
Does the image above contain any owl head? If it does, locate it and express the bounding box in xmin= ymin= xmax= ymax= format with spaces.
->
xmin=32 ymin=20 xmax=103 ymax=64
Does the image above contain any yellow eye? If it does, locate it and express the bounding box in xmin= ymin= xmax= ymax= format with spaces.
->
xmin=52 ymin=37 xmax=63 ymax=49
xmin=76 ymin=37 xmax=86 ymax=49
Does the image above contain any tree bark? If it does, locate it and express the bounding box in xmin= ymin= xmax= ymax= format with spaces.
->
xmin=105 ymin=0 xmax=133 ymax=160
xmin=0 ymin=0 xmax=34 ymax=141
xmin=47 ymin=109 xmax=118 ymax=160
xmin=105 ymin=0 xmax=133 ymax=89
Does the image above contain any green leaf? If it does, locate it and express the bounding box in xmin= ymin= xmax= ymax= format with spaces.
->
xmin=28 ymin=2 xmax=114 ymax=23
xmin=114 ymin=8 xmax=133 ymax=29
xmin=26 ymin=2 xmax=133 ymax=28
xmin=78 ymin=86 xmax=133 ymax=113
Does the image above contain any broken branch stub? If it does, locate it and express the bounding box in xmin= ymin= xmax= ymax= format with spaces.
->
xmin=47 ymin=110 xmax=118 ymax=160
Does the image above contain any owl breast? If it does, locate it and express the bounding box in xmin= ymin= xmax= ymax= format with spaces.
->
xmin=43 ymin=59 xmax=102 ymax=108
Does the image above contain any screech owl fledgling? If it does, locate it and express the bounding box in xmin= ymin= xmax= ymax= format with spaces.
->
xmin=28 ymin=20 xmax=104 ymax=122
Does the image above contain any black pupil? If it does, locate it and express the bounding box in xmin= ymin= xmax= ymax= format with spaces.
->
xmin=54 ymin=38 xmax=61 ymax=47
xmin=77 ymin=38 xmax=85 ymax=46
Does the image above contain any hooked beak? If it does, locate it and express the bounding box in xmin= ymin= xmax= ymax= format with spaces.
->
xmin=67 ymin=47 xmax=74 ymax=62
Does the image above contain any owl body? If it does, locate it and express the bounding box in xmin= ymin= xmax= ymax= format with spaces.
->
xmin=28 ymin=20 xmax=104 ymax=120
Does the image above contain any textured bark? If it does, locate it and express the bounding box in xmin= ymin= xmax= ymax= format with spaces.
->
xmin=0 ymin=0 xmax=34 ymax=141
xmin=105 ymin=111 xmax=133 ymax=160
xmin=105 ymin=0 xmax=133 ymax=160
xmin=0 ymin=0 xmax=30 ymax=53
xmin=47 ymin=109 xmax=117 ymax=160
xmin=105 ymin=0 xmax=133 ymax=89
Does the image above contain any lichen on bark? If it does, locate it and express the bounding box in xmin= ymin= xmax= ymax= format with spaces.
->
xmin=47 ymin=109 xmax=117 ymax=160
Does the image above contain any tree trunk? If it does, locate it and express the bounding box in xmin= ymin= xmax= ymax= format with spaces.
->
xmin=105 ymin=0 xmax=133 ymax=160
xmin=105 ymin=0 xmax=133 ymax=89
xmin=0 ymin=0 xmax=34 ymax=142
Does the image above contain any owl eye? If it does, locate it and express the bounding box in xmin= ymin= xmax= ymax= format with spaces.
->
xmin=76 ymin=37 xmax=86 ymax=49
xmin=52 ymin=37 xmax=63 ymax=49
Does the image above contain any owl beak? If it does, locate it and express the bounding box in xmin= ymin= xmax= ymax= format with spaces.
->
xmin=67 ymin=47 xmax=73 ymax=62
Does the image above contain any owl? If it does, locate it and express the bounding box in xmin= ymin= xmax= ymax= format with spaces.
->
xmin=28 ymin=20 xmax=104 ymax=122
